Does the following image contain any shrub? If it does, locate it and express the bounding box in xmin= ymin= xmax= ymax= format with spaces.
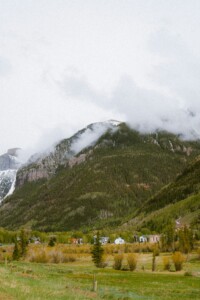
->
xmin=172 ymin=252 xmax=185 ymax=271
xmin=28 ymin=248 xmax=48 ymax=263
xmin=113 ymin=254 xmax=124 ymax=270
xmin=61 ymin=254 xmax=76 ymax=263
xmin=48 ymin=236 xmax=57 ymax=247
xmin=127 ymin=254 xmax=138 ymax=271
xmin=184 ymin=271 xmax=193 ymax=276
xmin=27 ymin=247 xmax=77 ymax=264
xmin=163 ymin=256 xmax=171 ymax=271
xmin=49 ymin=250 xmax=63 ymax=263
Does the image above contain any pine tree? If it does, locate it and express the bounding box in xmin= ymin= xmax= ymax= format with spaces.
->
xmin=91 ymin=232 xmax=104 ymax=268
xmin=20 ymin=229 xmax=28 ymax=257
xmin=12 ymin=240 xmax=20 ymax=261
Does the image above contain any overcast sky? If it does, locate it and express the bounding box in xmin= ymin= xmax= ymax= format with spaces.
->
xmin=1 ymin=0 xmax=200 ymax=156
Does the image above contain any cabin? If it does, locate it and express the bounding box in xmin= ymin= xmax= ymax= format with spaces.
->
xmin=139 ymin=235 xmax=160 ymax=243
xmin=114 ymin=237 xmax=125 ymax=244
xmin=70 ymin=238 xmax=83 ymax=244
xmin=139 ymin=235 xmax=148 ymax=243
xmin=147 ymin=234 xmax=160 ymax=243
xmin=100 ymin=237 xmax=109 ymax=244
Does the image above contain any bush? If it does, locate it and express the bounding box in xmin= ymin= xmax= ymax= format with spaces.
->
xmin=28 ymin=248 xmax=48 ymax=263
xmin=48 ymin=236 xmax=57 ymax=247
xmin=127 ymin=254 xmax=138 ymax=271
xmin=113 ymin=254 xmax=123 ymax=270
xmin=184 ymin=271 xmax=193 ymax=276
xmin=27 ymin=248 xmax=77 ymax=264
xmin=172 ymin=252 xmax=185 ymax=271
xmin=163 ymin=256 xmax=171 ymax=271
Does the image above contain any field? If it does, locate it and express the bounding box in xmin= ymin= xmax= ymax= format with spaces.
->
xmin=0 ymin=245 xmax=200 ymax=300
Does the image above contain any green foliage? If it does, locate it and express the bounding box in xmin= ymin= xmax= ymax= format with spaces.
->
xmin=161 ymin=222 xmax=176 ymax=252
xmin=19 ymin=229 xmax=28 ymax=257
xmin=178 ymin=226 xmax=194 ymax=254
xmin=91 ymin=232 xmax=104 ymax=268
xmin=0 ymin=227 xmax=16 ymax=243
xmin=12 ymin=240 xmax=20 ymax=261
xmin=144 ymin=157 xmax=200 ymax=214
xmin=48 ymin=236 xmax=57 ymax=247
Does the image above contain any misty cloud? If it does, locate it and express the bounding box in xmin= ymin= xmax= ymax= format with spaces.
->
xmin=1 ymin=0 xmax=200 ymax=155
xmin=0 ymin=57 xmax=11 ymax=76
xmin=70 ymin=122 xmax=116 ymax=154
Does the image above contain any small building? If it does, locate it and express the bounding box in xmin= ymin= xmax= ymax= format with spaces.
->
xmin=139 ymin=235 xmax=148 ymax=243
xmin=147 ymin=234 xmax=160 ymax=243
xmin=114 ymin=237 xmax=125 ymax=245
xmin=139 ymin=235 xmax=160 ymax=243
xmin=70 ymin=238 xmax=83 ymax=244
xmin=100 ymin=237 xmax=109 ymax=245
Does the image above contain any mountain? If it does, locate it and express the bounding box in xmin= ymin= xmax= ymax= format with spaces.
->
xmin=16 ymin=121 xmax=120 ymax=187
xmin=0 ymin=148 xmax=21 ymax=202
xmin=0 ymin=122 xmax=200 ymax=231
xmin=128 ymin=155 xmax=200 ymax=232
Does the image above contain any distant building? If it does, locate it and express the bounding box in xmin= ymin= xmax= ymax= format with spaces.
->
xmin=100 ymin=237 xmax=109 ymax=244
xmin=114 ymin=237 xmax=125 ymax=244
xmin=139 ymin=235 xmax=148 ymax=243
xmin=139 ymin=235 xmax=160 ymax=243
xmin=70 ymin=238 xmax=83 ymax=244
xmin=93 ymin=236 xmax=109 ymax=245
xmin=147 ymin=234 xmax=160 ymax=243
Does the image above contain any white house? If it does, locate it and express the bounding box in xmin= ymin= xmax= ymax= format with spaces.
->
xmin=114 ymin=237 xmax=125 ymax=244
xmin=139 ymin=235 xmax=148 ymax=243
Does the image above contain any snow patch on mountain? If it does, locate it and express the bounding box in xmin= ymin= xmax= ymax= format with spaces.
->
xmin=0 ymin=149 xmax=22 ymax=201
xmin=0 ymin=169 xmax=18 ymax=202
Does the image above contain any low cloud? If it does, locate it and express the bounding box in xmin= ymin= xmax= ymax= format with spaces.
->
xmin=70 ymin=122 xmax=116 ymax=154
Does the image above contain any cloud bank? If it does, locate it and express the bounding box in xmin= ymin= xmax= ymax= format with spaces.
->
xmin=1 ymin=0 xmax=200 ymax=156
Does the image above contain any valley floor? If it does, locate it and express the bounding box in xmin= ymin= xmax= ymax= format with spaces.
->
xmin=0 ymin=253 xmax=200 ymax=300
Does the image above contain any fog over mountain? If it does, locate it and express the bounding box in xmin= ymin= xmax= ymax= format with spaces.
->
xmin=1 ymin=0 xmax=200 ymax=156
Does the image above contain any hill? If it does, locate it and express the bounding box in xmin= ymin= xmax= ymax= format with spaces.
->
xmin=126 ymin=156 xmax=200 ymax=233
xmin=0 ymin=122 xmax=200 ymax=231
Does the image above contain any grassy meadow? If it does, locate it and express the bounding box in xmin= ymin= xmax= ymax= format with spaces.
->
xmin=0 ymin=243 xmax=200 ymax=300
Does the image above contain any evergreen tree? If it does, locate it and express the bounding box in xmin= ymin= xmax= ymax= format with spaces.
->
xmin=48 ymin=236 xmax=56 ymax=247
xmin=91 ymin=232 xmax=104 ymax=268
xmin=20 ymin=229 xmax=28 ymax=257
xmin=12 ymin=240 xmax=20 ymax=261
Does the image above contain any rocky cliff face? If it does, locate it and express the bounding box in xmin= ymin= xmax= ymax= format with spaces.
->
xmin=0 ymin=148 xmax=21 ymax=202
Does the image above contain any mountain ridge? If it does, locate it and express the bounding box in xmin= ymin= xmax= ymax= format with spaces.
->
xmin=1 ymin=122 xmax=200 ymax=231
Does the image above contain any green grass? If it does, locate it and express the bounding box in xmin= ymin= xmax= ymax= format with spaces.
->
xmin=0 ymin=256 xmax=199 ymax=300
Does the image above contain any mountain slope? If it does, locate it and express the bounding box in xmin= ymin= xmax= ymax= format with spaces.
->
xmin=127 ymin=156 xmax=200 ymax=232
xmin=0 ymin=123 xmax=200 ymax=231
